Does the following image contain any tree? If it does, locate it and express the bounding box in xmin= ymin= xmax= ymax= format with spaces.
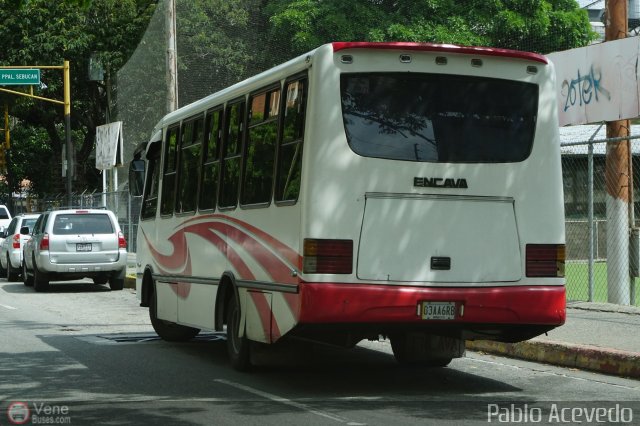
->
xmin=0 ymin=0 xmax=156 ymax=197
xmin=264 ymin=0 xmax=595 ymax=59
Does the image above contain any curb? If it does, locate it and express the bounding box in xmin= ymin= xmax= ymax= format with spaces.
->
xmin=124 ymin=274 xmax=135 ymax=289
xmin=466 ymin=339 xmax=640 ymax=379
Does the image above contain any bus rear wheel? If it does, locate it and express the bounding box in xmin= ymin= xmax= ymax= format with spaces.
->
xmin=226 ymin=292 xmax=251 ymax=371
xmin=390 ymin=333 xmax=462 ymax=367
xmin=149 ymin=288 xmax=200 ymax=342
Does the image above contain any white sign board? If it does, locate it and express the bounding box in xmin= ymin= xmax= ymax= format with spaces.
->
xmin=95 ymin=121 xmax=124 ymax=170
xmin=548 ymin=37 xmax=640 ymax=126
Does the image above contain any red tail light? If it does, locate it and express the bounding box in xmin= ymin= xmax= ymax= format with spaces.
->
xmin=40 ymin=233 xmax=50 ymax=251
xmin=526 ymin=244 xmax=565 ymax=277
xmin=118 ymin=231 xmax=127 ymax=249
xmin=12 ymin=234 xmax=20 ymax=249
xmin=303 ymin=238 xmax=353 ymax=274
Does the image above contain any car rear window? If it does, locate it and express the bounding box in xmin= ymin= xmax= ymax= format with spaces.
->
xmin=52 ymin=214 xmax=114 ymax=235
xmin=340 ymin=73 xmax=538 ymax=163
xmin=0 ymin=207 xmax=10 ymax=219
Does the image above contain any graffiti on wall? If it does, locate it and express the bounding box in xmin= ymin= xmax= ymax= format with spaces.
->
xmin=561 ymin=65 xmax=611 ymax=113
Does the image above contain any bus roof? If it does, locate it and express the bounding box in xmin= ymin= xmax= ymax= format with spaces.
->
xmin=331 ymin=41 xmax=549 ymax=65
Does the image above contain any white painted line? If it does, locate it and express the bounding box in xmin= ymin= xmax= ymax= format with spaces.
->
xmin=215 ymin=379 xmax=366 ymax=425
xmin=0 ymin=303 xmax=16 ymax=310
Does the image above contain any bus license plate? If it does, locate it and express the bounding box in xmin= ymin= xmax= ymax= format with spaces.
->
xmin=76 ymin=243 xmax=92 ymax=252
xmin=421 ymin=301 xmax=456 ymax=320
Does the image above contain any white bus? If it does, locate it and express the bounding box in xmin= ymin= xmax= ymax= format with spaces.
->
xmin=129 ymin=42 xmax=566 ymax=371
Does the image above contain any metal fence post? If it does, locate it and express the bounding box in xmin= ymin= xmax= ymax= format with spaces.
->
xmin=588 ymin=140 xmax=594 ymax=301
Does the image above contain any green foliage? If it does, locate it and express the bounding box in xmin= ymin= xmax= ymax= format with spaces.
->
xmin=265 ymin=0 xmax=595 ymax=57
xmin=0 ymin=0 xmax=156 ymax=196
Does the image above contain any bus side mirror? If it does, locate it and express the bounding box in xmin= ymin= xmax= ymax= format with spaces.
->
xmin=129 ymin=159 xmax=145 ymax=196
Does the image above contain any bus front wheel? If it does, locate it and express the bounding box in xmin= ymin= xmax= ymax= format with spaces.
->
xmin=226 ymin=292 xmax=251 ymax=371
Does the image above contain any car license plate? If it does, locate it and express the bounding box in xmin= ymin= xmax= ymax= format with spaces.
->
xmin=421 ymin=301 xmax=456 ymax=320
xmin=76 ymin=243 xmax=92 ymax=252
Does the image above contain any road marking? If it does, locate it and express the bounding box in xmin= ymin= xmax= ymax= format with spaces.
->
xmin=0 ymin=303 xmax=16 ymax=310
xmin=215 ymin=379 xmax=366 ymax=425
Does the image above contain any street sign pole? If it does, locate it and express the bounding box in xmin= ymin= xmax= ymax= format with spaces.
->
xmin=64 ymin=60 xmax=72 ymax=207
xmin=0 ymin=63 xmax=72 ymax=207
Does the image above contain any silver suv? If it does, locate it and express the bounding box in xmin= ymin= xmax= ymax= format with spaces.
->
xmin=22 ymin=208 xmax=127 ymax=292
xmin=0 ymin=213 xmax=40 ymax=281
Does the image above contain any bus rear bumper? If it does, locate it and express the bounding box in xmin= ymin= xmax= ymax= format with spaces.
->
xmin=297 ymin=283 xmax=565 ymax=341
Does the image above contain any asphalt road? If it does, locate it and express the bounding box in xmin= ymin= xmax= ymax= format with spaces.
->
xmin=1 ymin=279 xmax=639 ymax=426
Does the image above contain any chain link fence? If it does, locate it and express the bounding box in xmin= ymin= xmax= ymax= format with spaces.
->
xmin=561 ymin=126 xmax=640 ymax=306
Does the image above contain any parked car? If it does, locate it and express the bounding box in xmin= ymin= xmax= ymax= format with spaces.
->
xmin=0 ymin=213 xmax=40 ymax=281
xmin=22 ymin=208 xmax=127 ymax=292
xmin=0 ymin=204 xmax=12 ymax=244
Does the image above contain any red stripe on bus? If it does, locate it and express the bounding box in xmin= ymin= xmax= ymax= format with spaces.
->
xmin=298 ymin=284 xmax=565 ymax=324
xmin=143 ymin=227 xmax=190 ymax=270
xmin=331 ymin=42 xmax=549 ymax=64
xmin=182 ymin=214 xmax=302 ymax=268
xmin=182 ymin=222 xmax=256 ymax=280
xmin=142 ymin=228 xmax=192 ymax=277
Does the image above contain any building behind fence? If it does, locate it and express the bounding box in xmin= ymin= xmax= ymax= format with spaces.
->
xmin=560 ymin=125 xmax=640 ymax=305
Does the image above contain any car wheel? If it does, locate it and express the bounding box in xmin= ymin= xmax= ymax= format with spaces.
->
xmin=226 ymin=290 xmax=251 ymax=371
xmin=0 ymin=255 xmax=7 ymax=276
xmin=149 ymin=285 xmax=200 ymax=341
xmin=7 ymin=256 xmax=19 ymax=282
xmin=33 ymin=259 xmax=49 ymax=292
xmin=22 ymin=262 xmax=33 ymax=287
xmin=109 ymin=277 xmax=124 ymax=291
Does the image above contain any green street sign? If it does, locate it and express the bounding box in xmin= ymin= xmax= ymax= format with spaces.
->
xmin=0 ymin=69 xmax=41 ymax=86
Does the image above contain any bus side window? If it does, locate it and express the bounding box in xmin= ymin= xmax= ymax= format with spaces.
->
xmin=242 ymin=87 xmax=280 ymax=206
xmin=275 ymin=78 xmax=307 ymax=202
xmin=160 ymin=126 xmax=179 ymax=216
xmin=176 ymin=116 xmax=203 ymax=214
xmin=219 ymin=101 xmax=245 ymax=209
xmin=141 ymin=142 xmax=161 ymax=220
xmin=199 ymin=108 xmax=223 ymax=211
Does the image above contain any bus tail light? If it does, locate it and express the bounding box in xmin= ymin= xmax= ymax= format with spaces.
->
xmin=303 ymin=239 xmax=353 ymax=274
xmin=40 ymin=233 xmax=50 ymax=251
xmin=12 ymin=234 xmax=20 ymax=249
xmin=526 ymin=244 xmax=565 ymax=278
xmin=118 ymin=232 xmax=127 ymax=249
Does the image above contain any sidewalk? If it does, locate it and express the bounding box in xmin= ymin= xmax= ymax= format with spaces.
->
xmin=466 ymin=301 xmax=640 ymax=379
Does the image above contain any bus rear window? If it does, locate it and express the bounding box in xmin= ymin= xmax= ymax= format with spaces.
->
xmin=340 ymin=73 xmax=538 ymax=163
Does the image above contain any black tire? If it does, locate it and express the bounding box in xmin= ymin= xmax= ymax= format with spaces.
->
xmin=226 ymin=291 xmax=251 ymax=371
xmin=7 ymin=256 xmax=19 ymax=282
xmin=0 ymin=256 xmax=7 ymax=277
xmin=33 ymin=260 xmax=49 ymax=292
xmin=109 ymin=277 xmax=124 ymax=291
xmin=149 ymin=287 xmax=200 ymax=341
xmin=22 ymin=262 xmax=33 ymax=287
xmin=108 ymin=268 xmax=126 ymax=290
xmin=390 ymin=333 xmax=452 ymax=368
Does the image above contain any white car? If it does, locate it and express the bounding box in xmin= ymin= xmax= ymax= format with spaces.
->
xmin=0 ymin=213 xmax=40 ymax=281
xmin=23 ymin=208 xmax=127 ymax=292
xmin=0 ymin=204 xmax=12 ymax=240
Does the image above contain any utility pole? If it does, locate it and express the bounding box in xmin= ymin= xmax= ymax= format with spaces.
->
xmin=165 ymin=0 xmax=178 ymax=113
xmin=605 ymin=0 xmax=632 ymax=305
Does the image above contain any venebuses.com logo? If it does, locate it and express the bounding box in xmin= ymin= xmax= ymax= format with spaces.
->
xmin=6 ymin=401 xmax=30 ymax=425
xmin=6 ymin=401 xmax=71 ymax=425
